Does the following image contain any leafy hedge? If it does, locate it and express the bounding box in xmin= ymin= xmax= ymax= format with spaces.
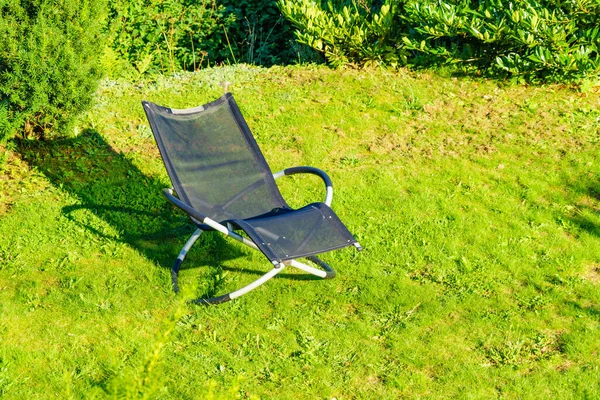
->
xmin=105 ymin=0 xmax=232 ymax=75
xmin=105 ymin=0 xmax=303 ymax=76
xmin=278 ymin=0 xmax=407 ymax=67
xmin=403 ymin=0 xmax=600 ymax=82
xmin=0 ymin=0 xmax=106 ymax=143
xmin=278 ymin=0 xmax=600 ymax=82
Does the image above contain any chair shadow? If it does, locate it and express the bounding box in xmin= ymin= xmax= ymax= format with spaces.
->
xmin=18 ymin=129 xmax=324 ymax=290
xmin=17 ymin=129 xmax=243 ymax=276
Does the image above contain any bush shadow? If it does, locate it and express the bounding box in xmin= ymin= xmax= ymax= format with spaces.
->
xmin=565 ymin=183 xmax=600 ymax=238
xmin=565 ymin=300 xmax=600 ymax=319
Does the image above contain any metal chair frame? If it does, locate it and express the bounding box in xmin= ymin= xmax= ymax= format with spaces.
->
xmin=167 ymin=166 xmax=360 ymax=305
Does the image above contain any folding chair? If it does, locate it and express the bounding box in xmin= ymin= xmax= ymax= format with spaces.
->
xmin=142 ymin=93 xmax=362 ymax=305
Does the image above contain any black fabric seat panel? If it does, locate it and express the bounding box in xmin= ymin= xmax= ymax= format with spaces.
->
xmin=234 ymin=203 xmax=356 ymax=262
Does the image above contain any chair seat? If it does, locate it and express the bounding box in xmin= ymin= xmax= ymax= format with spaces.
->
xmin=233 ymin=202 xmax=357 ymax=262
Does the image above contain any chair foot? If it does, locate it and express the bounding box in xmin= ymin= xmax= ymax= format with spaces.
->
xmin=172 ymin=258 xmax=183 ymax=293
xmin=192 ymin=292 xmax=232 ymax=305
xmin=306 ymin=255 xmax=336 ymax=279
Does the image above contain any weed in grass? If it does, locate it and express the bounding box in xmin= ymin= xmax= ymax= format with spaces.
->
xmin=481 ymin=330 xmax=563 ymax=367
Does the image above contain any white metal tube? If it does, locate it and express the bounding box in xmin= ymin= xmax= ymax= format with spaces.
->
xmin=229 ymin=264 xmax=286 ymax=299
xmin=227 ymin=230 xmax=260 ymax=250
xmin=289 ymin=259 xmax=328 ymax=278
xmin=325 ymin=186 xmax=333 ymax=207
xmin=177 ymin=228 xmax=203 ymax=261
xmin=199 ymin=216 xmax=260 ymax=250
xmin=164 ymin=188 xmax=261 ymax=251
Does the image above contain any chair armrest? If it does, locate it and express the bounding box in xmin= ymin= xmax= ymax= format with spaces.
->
xmin=272 ymin=166 xmax=333 ymax=206
xmin=163 ymin=188 xmax=208 ymax=222
xmin=162 ymin=188 xmax=261 ymax=250
xmin=162 ymin=188 xmax=230 ymax=235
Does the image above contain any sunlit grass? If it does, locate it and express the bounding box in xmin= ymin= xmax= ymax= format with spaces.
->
xmin=1 ymin=65 xmax=599 ymax=398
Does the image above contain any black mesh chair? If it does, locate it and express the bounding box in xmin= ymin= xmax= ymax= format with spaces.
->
xmin=142 ymin=93 xmax=362 ymax=304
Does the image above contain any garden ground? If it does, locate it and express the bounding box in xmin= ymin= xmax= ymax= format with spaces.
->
xmin=0 ymin=65 xmax=599 ymax=398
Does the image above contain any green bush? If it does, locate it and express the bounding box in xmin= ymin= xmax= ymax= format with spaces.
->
xmin=105 ymin=0 xmax=305 ymax=76
xmin=0 ymin=0 xmax=107 ymax=142
xmin=279 ymin=0 xmax=600 ymax=82
xmin=402 ymin=0 xmax=600 ymax=82
xmin=278 ymin=0 xmax=407 ymax=67
xmin=106 ymin=0 xmax=232 ymax=76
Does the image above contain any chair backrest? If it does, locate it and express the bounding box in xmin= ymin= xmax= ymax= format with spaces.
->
xmin=143 ymin=93 xmax=288 ymax=222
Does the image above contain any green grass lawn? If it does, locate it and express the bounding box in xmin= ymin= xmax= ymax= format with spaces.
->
xmin=1 ymin=65 xmax=599 ymax=399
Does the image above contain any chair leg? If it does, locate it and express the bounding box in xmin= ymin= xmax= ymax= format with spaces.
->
xmin=307 ymin=255 xmax=336 ymax=279
xmin=170 ymin=229 xmax=287 ymax=305
xmin=172 ymin=228 xmax=203 ymax=293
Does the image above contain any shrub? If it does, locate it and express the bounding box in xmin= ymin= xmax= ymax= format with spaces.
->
xmin=106 ymin=0 xmax=233 ymax=75
xmin=0 ymin=0 xmax=107 ymax=142
xmin=278 ymin=0 xmax=407 ymax=67
xmin=402 ymin=0 xmax=600 ymax=82
xmin=279 ymin=0 xmax=600 ymax=82
xmin=105 ymin=0 xmax=305 ymax=75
